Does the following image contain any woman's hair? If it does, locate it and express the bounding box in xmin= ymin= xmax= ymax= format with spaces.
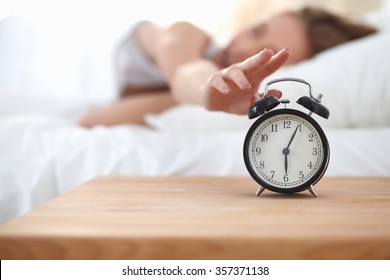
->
xmin=293 ymin=7 xmax=377 ymax=55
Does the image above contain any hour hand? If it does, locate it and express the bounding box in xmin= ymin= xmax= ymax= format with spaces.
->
xmin=283 ymin=148 xmax=289 ymax=174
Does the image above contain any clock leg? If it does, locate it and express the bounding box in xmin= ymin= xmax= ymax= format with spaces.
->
xmin=308 ymin=185 xmax=318 ymax=197
xmin=256 ymin=186 xmax=266 ymax=196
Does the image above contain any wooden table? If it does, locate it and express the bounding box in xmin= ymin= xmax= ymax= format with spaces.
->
xmin=0 ymin=176 xmax=389 ymax=260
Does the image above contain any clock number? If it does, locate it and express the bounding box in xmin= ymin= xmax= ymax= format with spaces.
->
xmin=283 ymin=174 xmax=289 ymax=182
xmin=255 ymin=147 xmax=261 ymax=155
xmin=270 ymin=171 xmax=275 ymax=178
xmin=261 ymin=134 xmax=268 ymax=142
xmin=299 ymin=171 xmax=304 ymax=179
xmin=307 ymin=162 xmax=313 ymax=169
xmin=312 ymin=148 xmax=318 ymax=156
xmin=283 ymin=121 xmax=291 ymax=129
xmin=260 ymin=161 xmax=265 ymax=169
xmin=271 ymin=124 xmax=278 ymax=132
xmin=308 ymin=134 xmax=314 ymax=142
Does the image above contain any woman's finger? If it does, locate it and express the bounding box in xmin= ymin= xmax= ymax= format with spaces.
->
xmin=222 ymin=65 xmax=251 ymax=90
xmin=257 ymin=49 xmax=291 ymax=80
xmin=207 ymin=73 xmax=231 ymax=94
xmin=239 ymin=48 xmax=274 ymax=76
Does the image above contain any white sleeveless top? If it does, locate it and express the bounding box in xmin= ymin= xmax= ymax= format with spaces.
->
xmin=116 ymin=21 xmax=220 ymax=89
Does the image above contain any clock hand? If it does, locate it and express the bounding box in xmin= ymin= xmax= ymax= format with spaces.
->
xmin=286 ymin=125 xmax=300 ymax=150
xmin=284 ymin=152 xmax=288 ymax=174
xmin=282 ymin=125 xmax=300 ymax=174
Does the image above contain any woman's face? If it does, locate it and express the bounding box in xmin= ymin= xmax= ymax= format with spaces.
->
xmin=216 ymin=13 xmax=312 ymax=67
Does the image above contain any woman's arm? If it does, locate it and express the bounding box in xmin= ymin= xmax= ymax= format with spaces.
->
xmin=136 ymin=21 xmax=211 ymax=81
xmin=79 ymin=91 xmax=176 ymax=127
xmin=80 ymin=22 xmax=211 ymax=127
xmin=171 ymin=48 xmax=291 ymax=115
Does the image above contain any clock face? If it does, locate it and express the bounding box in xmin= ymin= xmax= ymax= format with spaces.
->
xmin=243 ymin=109 xmax=329 ymax=193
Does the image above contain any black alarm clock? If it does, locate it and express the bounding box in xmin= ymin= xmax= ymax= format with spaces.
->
xmin=243 ymin=78 xmax=330 ymax=197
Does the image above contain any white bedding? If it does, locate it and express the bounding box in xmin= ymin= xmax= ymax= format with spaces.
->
xmin=1 ymin=9 xmax=390 ymax=224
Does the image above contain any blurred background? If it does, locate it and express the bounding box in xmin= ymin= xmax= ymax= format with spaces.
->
xmin=0 ymin=0 xmax=387 ymax=104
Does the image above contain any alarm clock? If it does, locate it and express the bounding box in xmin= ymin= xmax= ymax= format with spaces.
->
xmin=243 ymin=78 xmax=330 ymax=197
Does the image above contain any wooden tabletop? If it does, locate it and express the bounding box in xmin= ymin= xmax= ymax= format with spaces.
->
xmin=0 ymin=176 xmax=389 ymax=260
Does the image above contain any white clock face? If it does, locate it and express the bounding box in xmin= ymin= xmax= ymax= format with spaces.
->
xmin=245 ymin=111 xmax=326 ymax=190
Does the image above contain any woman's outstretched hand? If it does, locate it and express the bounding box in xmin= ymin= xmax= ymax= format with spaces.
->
xmin=201 ymin=48 xmax=291 ymax=114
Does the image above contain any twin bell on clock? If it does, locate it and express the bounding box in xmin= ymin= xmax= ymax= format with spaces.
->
xmin=243 ymin=77 xmax=330 ymax=197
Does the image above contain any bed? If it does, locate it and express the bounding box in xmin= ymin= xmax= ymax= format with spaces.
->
xmin=1 ymin=9 xmax=390 ymax=224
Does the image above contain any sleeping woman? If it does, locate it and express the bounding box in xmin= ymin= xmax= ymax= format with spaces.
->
xmin=79 ymin=7 xmax=376 ymax=127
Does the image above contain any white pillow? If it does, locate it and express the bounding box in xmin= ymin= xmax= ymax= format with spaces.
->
xmin=147 ymin=32 xmax=390 ymax=131
xmin=264 ymin=31 xmax=390 ymax=128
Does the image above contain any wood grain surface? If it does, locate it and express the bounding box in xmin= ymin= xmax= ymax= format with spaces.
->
xmin=0 ymin=176 xmax=389 ymax=259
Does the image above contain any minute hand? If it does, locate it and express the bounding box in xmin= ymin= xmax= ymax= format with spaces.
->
xmin=283 ymin=125 xmax=300 ymax=174
xmin=286 ymin=125 xmax=300 ymax=150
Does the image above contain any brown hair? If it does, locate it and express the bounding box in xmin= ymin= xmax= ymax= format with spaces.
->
xmin=293 ymin=7 xmax=377 ymax=55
